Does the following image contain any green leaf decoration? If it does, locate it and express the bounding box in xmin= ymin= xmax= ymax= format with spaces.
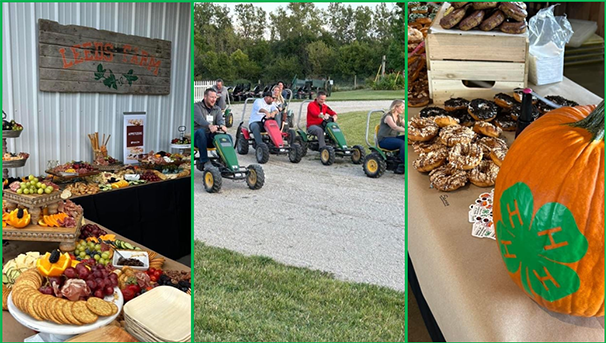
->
xmin=496 ymin=182 xmax=588 ymax=302
xmin=97 ymin=64 xmax=103 ymax=72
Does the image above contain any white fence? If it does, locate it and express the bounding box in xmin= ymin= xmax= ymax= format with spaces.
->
xmin=194 ymin=81 xmax=215 ymax=102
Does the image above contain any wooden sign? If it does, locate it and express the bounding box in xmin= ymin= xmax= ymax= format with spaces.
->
xmin=38 ymin=19 xmax=171 ymax=95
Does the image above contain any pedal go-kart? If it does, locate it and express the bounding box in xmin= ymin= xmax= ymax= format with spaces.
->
xmin=195 ymin=129 xmax=264 ymax=193
xmin=362 ymin=110 xmax=403 ymax=178
xmin=234 ymin=97 xmax=303 ymax=164
xmin=294 ymin=100 xmax=365 ymax=166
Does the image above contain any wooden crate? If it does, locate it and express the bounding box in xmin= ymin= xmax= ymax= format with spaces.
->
xmin=426 ymin=4 xmax=529 ymax=104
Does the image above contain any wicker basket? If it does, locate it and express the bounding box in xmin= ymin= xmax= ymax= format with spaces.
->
xmin=2 ymin=130 xmax=23 ymax=138
xmin=3 ymin=157 xmax=28 ymax=168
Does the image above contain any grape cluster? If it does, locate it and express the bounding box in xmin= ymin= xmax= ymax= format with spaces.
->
xmin=39 ymin=263 xmax=118 ymax=299
xmin=74 ymin=239 xmax=112 ymax=265
xmin=17 ymin=175 xmax=54 ymax=195
xmin=140 ymin=171 xmax=162 ymax=182
xmin=79 ymin=224 xmax=107 ymax=240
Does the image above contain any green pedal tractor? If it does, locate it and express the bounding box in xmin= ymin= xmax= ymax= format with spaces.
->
xmin=294 ymin=100 xmax=366 ymax=166
xmin=362 ymin=110 xmax=403 ymax=178
xmin=195 ymin=129 xmax=264 ymax=193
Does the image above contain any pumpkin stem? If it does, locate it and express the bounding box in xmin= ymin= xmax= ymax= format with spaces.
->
xmin=570 ymin=101 xmax=605 ymax=141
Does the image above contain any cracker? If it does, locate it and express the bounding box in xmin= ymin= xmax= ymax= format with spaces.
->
xmin=108 ymin=301 xmax=119 ymax=316
xmin=63 ymin=301 xmax=83 ymax=326
xmin=72 ymin=301 xmax=98 ymax=324
xmin=53 ymin=299 xmax=70 ymax=324
xmin=86 ymin=297 xmax=114 ymax=317
xmin=25 ymin=293 xmax=43 ymax=321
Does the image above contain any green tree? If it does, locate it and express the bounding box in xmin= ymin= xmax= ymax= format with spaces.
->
xmin=306 ymin=41 xmax=335 ymax=78
xmin=234 ymin=4 xmax=267 ymax=41
xmin=353 ymin=6 xmax=373 ymax=42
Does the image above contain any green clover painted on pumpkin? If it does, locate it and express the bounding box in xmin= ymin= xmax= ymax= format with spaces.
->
xmin=496 ymin=182 xmax=588 ymax=302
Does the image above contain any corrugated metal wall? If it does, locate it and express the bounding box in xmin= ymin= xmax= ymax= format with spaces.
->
xmin=2 ymin=2 xmax=191 ymax=176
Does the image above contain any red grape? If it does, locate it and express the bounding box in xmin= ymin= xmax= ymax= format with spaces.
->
xmin=63 ymin=267 xmax=77 ymax=279
xmin=93 ymin=270 xmax=103 ymax=279
xmin=110 ymin=279 xmax=118 ymax=288
xmin=109 ymin=273 xmax=118 ymax=282
xmin=78 ymin=268 xmax=90 ymax=279
xmin=86 ymin=279 xmax=97 ymax=290
xmin=39 ymin=286 xmax=53 ymax=295
xmin=94 ymin=289 xmax=104 ymax=298
xmin=104 ymin=286 xmax=114 ymax=296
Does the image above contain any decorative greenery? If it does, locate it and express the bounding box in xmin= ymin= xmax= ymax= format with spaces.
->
xmin=94 ymin=64 xmax=139 ymax=90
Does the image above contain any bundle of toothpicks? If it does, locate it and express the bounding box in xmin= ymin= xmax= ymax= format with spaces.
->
xmin=88 ymin=132 xmax=111 ymax=159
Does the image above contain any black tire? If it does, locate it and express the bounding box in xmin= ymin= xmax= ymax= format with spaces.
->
xmin=295 ymin=136 xmax=308 ymax=157
xmin=203 ymin=166 xmax=222 ymax=193
xmin=225 ymin=113 xmax=234 ymax=128
xmin=287 ymin=129 xmax=297 ymax=146
xmin=288 ymin=115 xmax=294 ymax=128
xmin=237 ymin=135 xmax=249 ymax=155
xmin=363 ymin=152 xmax=387 ymax=178
xmin=255 ymin=142 xmax=270 ymax=164
xmin=319 ymin=146 xmax=335 ymax=166
xmin=289 ymin=143 xmax=303 ymax=163
xmin=246 ymin=164 xmax=265 ymax=190
xmin=351 ymin=145 xmax=366 ymax=165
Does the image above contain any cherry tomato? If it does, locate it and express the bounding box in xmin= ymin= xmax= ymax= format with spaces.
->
xmin=148 ymin=268 xmax=156 ymax=274
xmin=150 ymin=275 xmax=158 ymax=282
xmin=153 ymin=270 xmax=162 ymax=278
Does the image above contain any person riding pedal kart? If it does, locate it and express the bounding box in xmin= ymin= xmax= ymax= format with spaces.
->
xmin=249 ymin=91 xmax=279 ymax=148
xmin=378 ymin=100 xmax=405 ymax=174
xmin=194 ymin=88 xmax=228 ymax=170
xmin=306 ymin=91 xmax=337 ymax=148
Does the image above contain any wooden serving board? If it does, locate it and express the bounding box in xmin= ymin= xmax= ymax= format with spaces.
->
xmin=2 ymin=213 xmax=83 ymax=252
xmin=65 ymin=325 xmax=139 ymax=342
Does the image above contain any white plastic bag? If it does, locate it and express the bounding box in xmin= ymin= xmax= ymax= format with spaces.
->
xmin=528 ymin=5 xmax=574 ymax=85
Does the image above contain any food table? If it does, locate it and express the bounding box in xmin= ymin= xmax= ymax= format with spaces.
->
xmin=2 ymin=220 xmax=190 ymax=342
xmin=408 ymin=77 xmax=604 ymax=342
xmin=69 ymin=177 xmax=191 ymax=261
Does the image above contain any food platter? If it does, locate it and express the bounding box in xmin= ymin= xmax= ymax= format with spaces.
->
xmin=8 ymin=287 xmax=123 ymax=338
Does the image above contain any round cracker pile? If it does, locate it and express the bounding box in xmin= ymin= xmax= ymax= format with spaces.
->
xmin=10 ymin=268 xmax=118 ymax=325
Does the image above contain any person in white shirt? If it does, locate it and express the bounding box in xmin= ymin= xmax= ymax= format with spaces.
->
xmin=249 ymin=91 xmax=278 ymax=146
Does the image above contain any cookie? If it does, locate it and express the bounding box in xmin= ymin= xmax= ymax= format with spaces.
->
xmin=86 ymin=297 xmax=114 ymax=317
xmin=72 ymin=301 xmax=99 ymax=324
xmin=108 ymin=302 xmax=119 ymax=316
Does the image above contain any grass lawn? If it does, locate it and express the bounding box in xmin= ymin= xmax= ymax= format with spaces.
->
xmin=328 ymin=89 xmax=405 ymax=101
xmin=337 ymin=110 xmax=385 ymax=148
xmin=194 ymin=241 xmax=405 ymax=342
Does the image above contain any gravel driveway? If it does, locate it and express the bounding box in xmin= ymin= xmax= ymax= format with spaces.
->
xmin=194 ymin=100 xmax=405 ymax=291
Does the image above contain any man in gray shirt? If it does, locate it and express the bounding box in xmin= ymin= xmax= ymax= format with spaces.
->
xmin=194 ymin=88 xmax=227 ymax=169
xmin=211 ymin=79 xmax=229 ymax=111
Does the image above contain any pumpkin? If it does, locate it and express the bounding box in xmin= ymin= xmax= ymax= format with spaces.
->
xmin=494 ymin=102 xmax=604 ymax=317
xmin=6 ymin=208 xmax=31 ymax=228
xmin=36 ymin=250 xmax=71 ymax=277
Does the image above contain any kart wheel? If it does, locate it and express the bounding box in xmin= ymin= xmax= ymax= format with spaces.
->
xmin=287 ymin=129 xmax=297 ymax=146
xmin=246 ymin=164 xmax=265 ymax=190
xmin=295 ymin=136 xmax=308 ymax=157
xmin=203 ymin=166 xmax=222 ymax=193
xmin=351 ymin=145 xmax=366 ymax=165
xmin=225 ymin=113 xmax=234 ymax=128
xmin=319 ymin=146 xmax=335 ymax=166
xmin=363 ymin=152 xmax=387 ymax=178
xmin=289 ymin=143 xmax=303 ymax=163
xmin=237 ymin=135 xmax=249 ymax=155
xmin=255 ymin=142 xmax=270 ymax=164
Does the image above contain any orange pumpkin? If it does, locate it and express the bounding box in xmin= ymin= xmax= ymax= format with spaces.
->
xmin=494 ymin=102 xmax=604 ymax=317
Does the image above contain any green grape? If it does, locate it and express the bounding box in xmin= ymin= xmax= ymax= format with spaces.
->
xmin=23 ymin=189 xmax=30 ymax=195
xmin=85 ymin=255 xmax=91 ymax=259
xmin=37 ymin=188 xmax=44 ymax=195
xmin=94 ymin=255 xmax=100 ymax=261
xmin=79 ymin=251 xmax=86 ymax=258
xmin=101 ymin=252 xmax=110 ymax=260
xmin=16 ymin=189 xmax=23 ymax=194
xmin=45 ymin=188 xmax=52 ymax=194
xmin=28 ymin=175 xmax=34 ymax=181
xmin=95 ymin=244 xmax=101 ymax=251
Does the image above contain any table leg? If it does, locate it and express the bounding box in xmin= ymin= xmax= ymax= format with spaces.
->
xmin=59 ymin=240 xmax=76 ymax=252
xmin=47 ymin=202 xmax=59 ymax=215
xmin=29 ymin=206 xmax=41 ymax=224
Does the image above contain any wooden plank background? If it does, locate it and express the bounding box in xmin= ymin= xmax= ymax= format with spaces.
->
xmin=38 ymin=19 xmax=171 ymax=95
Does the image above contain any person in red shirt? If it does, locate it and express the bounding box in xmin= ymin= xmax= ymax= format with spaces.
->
xmin=306 ymin=91 xmax=337 ymax=148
